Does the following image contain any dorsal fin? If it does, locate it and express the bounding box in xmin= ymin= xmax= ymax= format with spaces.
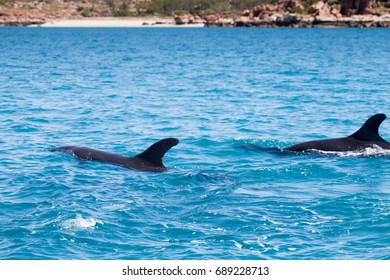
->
xmin=136 ymin=138 xmax=179 ymax=168
xmin=349 ymin=114 xmax=386 ymax=141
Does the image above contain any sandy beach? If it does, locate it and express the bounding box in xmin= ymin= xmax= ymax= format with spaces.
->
xmin=28 ymin=14 xmax=390 ymax=28
xmin=31 ymin=17 xmax=205 ymax=28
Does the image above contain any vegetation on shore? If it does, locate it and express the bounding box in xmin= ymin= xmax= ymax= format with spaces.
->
xmin=136 ymin=0 xmax=390 ymax=16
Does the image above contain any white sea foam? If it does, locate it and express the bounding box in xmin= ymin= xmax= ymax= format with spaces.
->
xmin=62 ymin=214 xmax=102 ymax=230
xmin=311 ymin=145 xmax=390 ymax=158
xmin=232 ymin=240 xmax=243 ymax=250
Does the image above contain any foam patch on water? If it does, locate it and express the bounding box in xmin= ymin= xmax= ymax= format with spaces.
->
xmin=62 ymin=214 xmax=102 ymax=230
xmin=311 ymin=145 xmax=390 ymax=158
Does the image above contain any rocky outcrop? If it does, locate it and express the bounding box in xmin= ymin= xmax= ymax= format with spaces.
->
xmin=174 ymin=14 xmax=205 ymax=25
xmin=200 ymin=13 xmax=234 ymax=27
xmin=0 ymin=12 xmax=46 ymax=26
xmin=0 ymin=0 xmax=109 ymax=26
xmin=194 ymin=0 xmax=390 ymax=28
xmin=313 ymin=13 xmax=390 ymax=27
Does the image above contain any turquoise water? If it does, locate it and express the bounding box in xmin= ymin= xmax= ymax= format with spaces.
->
xmin=0 ymin=27 xmax=389 ymax=259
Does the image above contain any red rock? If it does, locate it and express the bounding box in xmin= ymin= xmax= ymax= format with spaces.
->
xmin=253 ymin=5 xmax=266 ymax=17
xmin=202 ymin=14 xmax=219 ymax=23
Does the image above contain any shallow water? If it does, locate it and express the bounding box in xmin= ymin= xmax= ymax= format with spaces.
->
xmin=0 ymin=27 xmax=389 ymax=259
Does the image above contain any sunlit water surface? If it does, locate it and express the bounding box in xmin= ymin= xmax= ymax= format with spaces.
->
xmin=0 ymin=28 xmax=389 ymax=259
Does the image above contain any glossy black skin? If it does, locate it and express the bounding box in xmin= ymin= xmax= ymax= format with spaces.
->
xmin=284 ymin=114 xmax=390 ymax=153
xmin=51 ymin=138 xmax=179 ymax=172
xmin=285 ymin=137 xmax=390 ymax=152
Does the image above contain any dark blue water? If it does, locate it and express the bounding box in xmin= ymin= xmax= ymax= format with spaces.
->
xmin=0 ymin=27 xmax=389 ymax=259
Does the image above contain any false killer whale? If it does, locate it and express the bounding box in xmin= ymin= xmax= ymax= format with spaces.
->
xmin=51 ymin=138 xmax=179 ymax=172
xmin=284 ymin=114 xmax=390 ymax=153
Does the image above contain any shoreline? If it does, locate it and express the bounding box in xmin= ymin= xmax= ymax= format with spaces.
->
xmin=31 ymin=17 xmax=205 ymax=28
xmin=1 ymin=15 xmax=390 ymax=28
xmin=0 ymin=15 xmax=389 ymax=28
xmin=232 ymin=14 xmax=390 ymax=28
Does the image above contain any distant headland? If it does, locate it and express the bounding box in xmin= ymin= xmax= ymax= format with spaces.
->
xmin=1 ymin=0 xmax=389 ymax=27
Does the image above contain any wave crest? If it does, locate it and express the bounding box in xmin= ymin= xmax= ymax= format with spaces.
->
xmin=61 ymin=214 xmax=101 ymax=230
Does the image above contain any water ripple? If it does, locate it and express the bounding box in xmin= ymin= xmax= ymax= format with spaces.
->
xmin=0 ymin=28 xmax=389 ymax=259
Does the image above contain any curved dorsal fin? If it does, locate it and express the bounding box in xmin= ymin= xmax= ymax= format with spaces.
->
xmin=349 ymin=114 xmax=386 ymax=141
xmin=136 ymin=138 xmax=179 ymax=168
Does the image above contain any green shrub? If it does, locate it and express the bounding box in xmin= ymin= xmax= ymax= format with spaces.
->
xmin=135 ymin=0 xmax=262 ymax=16
xmin=105 ymin=0 xmax=131 ymax=16
xmin=290 ymin=6 xmax=304 ymax=14
xmin=0 ymin=0 xmax=13 ymax=6
xmin=117 ymin=1 xmax=130 ymax=16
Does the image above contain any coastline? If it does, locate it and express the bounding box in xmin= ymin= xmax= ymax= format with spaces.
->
xmin=232 ymin=14 xmax=390 ymax=28
xmin=1 ymin=14 xmax=389 ymax=28
xmin=0 ymin=15 xmax=386 ymax=28
xmin=31 ymin=17 xmax=205 ymax=28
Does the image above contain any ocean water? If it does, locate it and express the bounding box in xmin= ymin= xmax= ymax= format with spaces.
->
xmin=0 ymin=27 xmax=389 ymax=260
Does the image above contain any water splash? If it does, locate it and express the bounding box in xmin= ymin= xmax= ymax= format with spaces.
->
xmin=312 ymin=145 xmax=390 ymax=158
xmin=61 ymin=214 xmax=101 ymax=230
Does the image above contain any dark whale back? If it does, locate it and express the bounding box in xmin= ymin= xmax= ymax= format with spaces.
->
xmin=285 ymin=114 xmax=390 ymax=152
xmin=51 ymin=138 xmax=179 ymax=172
